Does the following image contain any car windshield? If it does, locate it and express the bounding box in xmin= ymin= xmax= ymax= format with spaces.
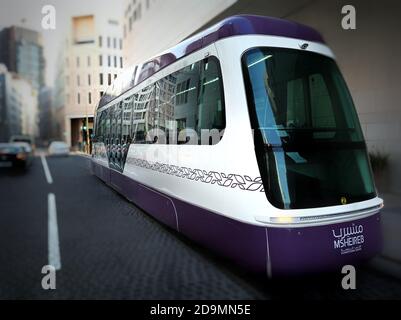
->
xmin=242 ymin=47 xmax=376 ymax=209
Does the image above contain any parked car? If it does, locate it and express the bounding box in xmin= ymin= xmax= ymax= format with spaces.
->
xmin=0 ymin=143 xmax=33 ymax=169
xmin=48 ymin=141 xmax=70 ymax=156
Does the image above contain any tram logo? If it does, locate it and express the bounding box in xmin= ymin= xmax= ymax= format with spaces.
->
xmin=299 ymin=43 xmax=309 ymax=50
xmin=332 ymin=224 xmax=364 ymax=255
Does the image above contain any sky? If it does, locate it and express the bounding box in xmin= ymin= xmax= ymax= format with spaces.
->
xmin=0 ymin=0 xmax=125 ymax=85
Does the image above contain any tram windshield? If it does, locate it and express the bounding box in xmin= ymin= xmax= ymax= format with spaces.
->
xmin=242 ymin=47 xmax=376 ymax=209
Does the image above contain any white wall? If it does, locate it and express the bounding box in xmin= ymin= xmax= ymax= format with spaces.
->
xmin=123 ymin=0 xmax=237 ymax=66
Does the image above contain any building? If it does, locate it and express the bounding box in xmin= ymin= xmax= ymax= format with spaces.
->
xmin=12 ymin=75 xmax=38 ymax=138
xmin=0 ymin=64 xmax=37 ymax=141
xmin=122 ymin=0 xmax=237 ymax=66
xmin=38 ymin=87 xmax=53 ymax=143
xmin=52 ymin=50 xmax=67 ymax=141
xmin=0 ymin=64 xmax=21 ymax=141
xmin=0 ymin=25 xmax=45 ymax=142
xmin=122 ymin=0 xmax=401 ymax=194
xmin=0 ymin=26 xmax=45 ymax=92
xmin=56 ymin=15 xmax=123 ymax=151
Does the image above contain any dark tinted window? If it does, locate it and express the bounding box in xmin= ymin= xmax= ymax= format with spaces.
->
xmin=243 ymin=47 xmax=375 ymax=209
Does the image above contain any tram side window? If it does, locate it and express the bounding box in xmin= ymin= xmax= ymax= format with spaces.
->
xmin=96 ymin=111 xmax=104 ymax=140
xmin=110 ymin=105 xmax=117 ymax=143
xmin=132 ymin=84 xmax=156 ymax=144
xmin=102 ymin=110 xmax=107 ymax=141
xmin=95 ymin=112 xmax=101 ymax=139
xmin=155 ymin=75 xmax=177 ymax=140
xmin=197 ymin=58 xmax=225 ymax=140
xmin=169 ymin=62 xmax=200 ymax=142
xmin=105 ymin=108 xmax=111 ymax=143
xmin=116 ymin=102 xmax=123 ymax=145
xmin=158 ymin=57 xmax=225 ymax=145
xmin=130 ymin=57 xmax=225 ymax=145
xmin=122 ymin=96 xmax=134 ymax=144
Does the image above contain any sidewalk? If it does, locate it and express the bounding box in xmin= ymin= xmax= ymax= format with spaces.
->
xmin=369 ymin=192 xmax=401 ymax=279
xmin=71 ymin=150 xmax=91 ymax=158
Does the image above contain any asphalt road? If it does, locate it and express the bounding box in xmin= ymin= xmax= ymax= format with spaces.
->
xmin=0 ymin=154 xmax=401 ymax=299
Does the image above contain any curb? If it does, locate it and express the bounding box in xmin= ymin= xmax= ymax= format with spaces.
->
xmin=71 ymin=152 xmax=91 ymax=159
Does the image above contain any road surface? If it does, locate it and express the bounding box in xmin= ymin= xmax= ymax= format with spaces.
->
xmin=1 ymin=154 xmax=400 ymax=299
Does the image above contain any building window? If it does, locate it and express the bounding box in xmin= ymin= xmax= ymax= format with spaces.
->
xmin=120 ymin=57 xmax=123 ymax=68
xmin=76 ymin=56 xmax=80 ymax=67
xmin=107 ymin=37 xmax=110 ymax=48
xmin=88 ymin=92 xmax=92 ymax=104
xmin=99 ymin=36 xmax=102 ymax=47
xmin=114 ymin=74 xmax=117 ymax=79
xmin=129 ymin=17 xmax=132 ymax=31
xmin=99 ymin=55 xmax=103 ymax=66
xmin=77 ymin=93 xmax=80 ymax=104
xmin=119 ymin=39 xmax=123 ymax=50
xmin=87 ymin=56 xmax=91 ymax=67
xmin=108 ymin=74 xmax=112 ymax=85
xmin=100 ymin=91 xmax=104 ymax=98
xmin=108 ymin=55 xmax=111 ymax=67
xmin=113 ymin=38 xmax=117 ymax=49
xmin=114 ymin=56 xmax=117 ymax=68
xmin=77 ymin=75 xmax=80 ymax=86
xmin=88 ymin=74 xmax=91 ymax=86
xmin=100 ymin=73 xmax=103 ymax=85
xmin=176 ymin=79 xmax=190 ymax=105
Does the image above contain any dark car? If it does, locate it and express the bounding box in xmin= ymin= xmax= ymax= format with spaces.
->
xmin=0 ymin=143 xmax=32 ymax=169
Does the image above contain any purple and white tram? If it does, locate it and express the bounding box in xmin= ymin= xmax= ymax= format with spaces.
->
xmin=91 ymin=15 xmax=382 ymax=277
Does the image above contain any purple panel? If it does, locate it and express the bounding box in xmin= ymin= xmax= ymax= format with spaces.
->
xmin=174 ymin=197 xmax=268 ymax=275
xmin=267 ymin=213 xmax=382 ymax=276
xmin=110 ymin=169 xmax=178 ymax=231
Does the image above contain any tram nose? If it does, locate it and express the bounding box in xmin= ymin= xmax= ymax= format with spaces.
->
xmin=267 ymin=212 xmax=382 ymax=276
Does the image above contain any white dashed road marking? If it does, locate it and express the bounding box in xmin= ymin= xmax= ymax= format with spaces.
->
xmin=41 ymin=154 xmax=53 ymax=184
xmin=48 ymin=193 xmax=61 ymax=270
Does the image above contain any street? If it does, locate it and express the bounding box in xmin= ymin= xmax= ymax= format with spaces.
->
xmin=1 ymin=154 xmax=401 ymax=299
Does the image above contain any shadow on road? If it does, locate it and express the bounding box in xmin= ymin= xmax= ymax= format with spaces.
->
xmin=0 ymin=167 xmax=29 ymax=177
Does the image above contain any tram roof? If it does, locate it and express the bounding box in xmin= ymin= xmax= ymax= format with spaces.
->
xmin=98 ymin=15 xmax=325 ymax=109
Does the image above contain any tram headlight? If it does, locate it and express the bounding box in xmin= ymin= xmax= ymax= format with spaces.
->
xmin=271 ymin=216 xmax=295 ymax=224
